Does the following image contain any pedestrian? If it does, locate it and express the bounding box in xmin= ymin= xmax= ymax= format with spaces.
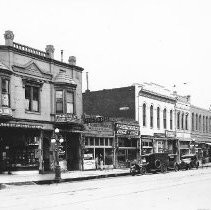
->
xmin=95 ymin=156 xmax=99 ymax=170
xmin=99 ymin=154 xmax=103 ymax=170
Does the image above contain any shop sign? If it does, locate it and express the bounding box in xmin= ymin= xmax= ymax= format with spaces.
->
xmin=84 ymin=122 xmax=113 ymax=136
xmin=0 ymin=107 xmax=12 ymax=117
xmin=115 ymin=123 xmax=140 ymax=136
xmin=55 ymin=114 xmax=78 ymax=123
xmin=83 ymin=115 xmax=110 ymax=123
xmin=165 ymin=130 xmax=176 ymax=138
xmin=154 ymin=133 xmax=166 ymax=138
xmin=141 ymin=135 xmax=153 ymax=140
xmin=0 ymin=123 xmax=42 ymax=129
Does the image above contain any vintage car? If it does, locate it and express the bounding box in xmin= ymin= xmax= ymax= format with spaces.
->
xmin=130 ymin=160 xmax=146 ymax=176
xmin=179 ymin=154 xmax=199 ymax=170
xmin=141 ymin=153 xmax=180 ymax=173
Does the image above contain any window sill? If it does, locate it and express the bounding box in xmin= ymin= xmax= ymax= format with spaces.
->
xmin=25 ymin=110 xmax=41 ymax=115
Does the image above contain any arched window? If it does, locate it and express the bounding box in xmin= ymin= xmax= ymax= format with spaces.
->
xmin=203 ymin=116 xmax=205 ymax=132
xmin=199 ymin=115 xmax=201 ymax=131
xmin=177 ymin=112 xmax=180 ymax=130
xmin=170 ymin=110 xmax=173 ymax=130
xmin=181 ymin=113 xmax=184 ymax=130
xmin=150 ymin=105 xmax=153 ymax=128
xmin=163 ymin=108 xmax=167 ymax=129
xmin=157 ymin=107 xmax=160 ymax=129
xmin=185 ymin=113 xmax=188 ymax=130
xmin=196 ymin=114 xmax=198 ymax=130
xmin=143 ymin=103 xmax=146 ymax=126
xmin=206 ymin=116 xmax=208 ymax=133
xmin=192 ymin=113 xmax=194 ymax=131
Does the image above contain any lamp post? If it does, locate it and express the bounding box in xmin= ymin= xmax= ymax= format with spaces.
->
xmin=51 ymin=128 xmax=64 ymax=181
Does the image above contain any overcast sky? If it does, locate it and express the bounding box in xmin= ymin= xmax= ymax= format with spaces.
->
xmin=1 ymin=0 xmax=211 ymax=109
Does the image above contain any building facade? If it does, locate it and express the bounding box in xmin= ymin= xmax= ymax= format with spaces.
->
xmin=0 ymin=30 xmax=84 ymax=173
xmin=190 ymin=105 xmax=211 ymax=162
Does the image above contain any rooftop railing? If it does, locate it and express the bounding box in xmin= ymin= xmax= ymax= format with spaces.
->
xmin=13 ymin=42 xmax=47 ymax=57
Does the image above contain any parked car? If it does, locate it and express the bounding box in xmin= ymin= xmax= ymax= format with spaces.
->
xmin=130 ymin=160 xmax=146 ymax=176
xmin=179 ymin=154 xmax=199 ymax=170
xmin=168 ymin=154 xmax=180 ymax=171
xmin=141 ymin=153 xmax=169 ymax=173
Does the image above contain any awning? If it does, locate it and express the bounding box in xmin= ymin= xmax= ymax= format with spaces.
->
xmin=0 ymin=122 xmax=43 ymax=129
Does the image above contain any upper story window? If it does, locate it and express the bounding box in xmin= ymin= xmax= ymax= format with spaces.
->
xmin=1 ymin=78 xmax=10 ymax=107
xmin=25 ymin=85 xmax=40 ymax=112
xmin=199 ymin=115 xmax=201 ymax=131
xmin=206 ymin=116 xmax=208 ymax=133
xmin=185 ymin=114 xmax=188 ymax=130
xmin=203 ymin=116 xmax=205 ymax=133
xmin=170 ymin=110 xmax=173 ymax=130
xmin=209 ymin=117 xmax=211 ymax=133
xmin=157 ymin=107 xmax=160 ymax=129
xmin=181 ymin=112 xmax=184 ymax=130
xmin=55 ymin=89 xmax=75 ymax=114
xmin=143 ymin=103 xmax=146 ymax=127
xmin=195 ymin=114 xmax=198 ymax=130
xmin=163 ymin=108 xmax=167 ymax=129
xmin=177 ymin=112 xmax=180 ymax=130
xmin=192 ymin=113 xmax=194 ymax=131
xmin=150 ymin=105 xmax=153 ymax=128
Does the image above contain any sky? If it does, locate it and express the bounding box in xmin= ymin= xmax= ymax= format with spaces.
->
xmin=0 ymin=0 xmax=211 ymax=109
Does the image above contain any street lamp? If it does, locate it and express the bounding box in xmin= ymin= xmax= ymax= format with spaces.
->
xmin=51 ymin=128 xmax=64 ymax=181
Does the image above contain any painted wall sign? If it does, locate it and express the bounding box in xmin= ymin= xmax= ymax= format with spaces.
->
xmin=115 ymin=123 xmax=140 ymax=136
xmin=84 ymin=122 xmax=114 ymax=136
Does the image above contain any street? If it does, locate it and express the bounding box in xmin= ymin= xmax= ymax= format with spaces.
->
xmin=0 ymin=168 xmax=211 ymax=210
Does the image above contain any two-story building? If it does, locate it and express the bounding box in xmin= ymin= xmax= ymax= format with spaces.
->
xmin=0 ymin=30 xmax=84 ymax=173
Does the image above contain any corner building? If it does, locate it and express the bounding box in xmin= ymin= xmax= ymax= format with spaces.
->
xmin=0 ymin=30 xmax=83 ymax=173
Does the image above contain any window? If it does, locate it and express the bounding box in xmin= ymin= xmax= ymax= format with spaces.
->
xmin=192 ymin=113 xmax=194 ymax=131
xmin=55 ymin=89 xmax=75 ymax=114
xmin=170 ymin=110 xmax=173 ymax=130
xmin=163 ymin=108 xmax=167 ymax=129
xmin=181 ymin=113 xmax=184 ymax=130
xmin=177 ymin=112 xmax=180 ymax=130
xmin=195 ymin=114 xmax=198 ymax=130
xmin=143 ymin=103 xmax=146 ymax=126
xmin=206 ymin=116 xmax=208 ymax=133
xmin=150 ymin=105 xmax=153 ymax=128
xmin=209 ymin=117 xmax=211 ymax=133
xmin=1 ymin=78 xmax=10 ymax=107
xmin=185 ymin=114 xmax=188 ymax=130
xmin=66 ymin=91 xmax=74 ymax=114
xmin=56 ymin=90 xmax=63 ymax=113
xmin=203 ymin=116 xmax=205 ymax=133
xmin=157 ymin=107 xmax=160 ymax=129
xmin=25 ymin=85 xmax=39 ymax=112
xmin=199 ymin=115 xmax=201 ymax=131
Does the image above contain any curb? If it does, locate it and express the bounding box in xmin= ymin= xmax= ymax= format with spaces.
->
xmin=0 ymin=172 xmax=131 ymax=187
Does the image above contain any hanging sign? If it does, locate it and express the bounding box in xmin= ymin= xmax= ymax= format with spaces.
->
xmin=115 ymin=123 xmax=140 ymax=136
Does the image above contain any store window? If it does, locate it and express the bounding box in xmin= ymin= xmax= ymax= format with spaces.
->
xmin=55 ymin=89 xmax=75 ymax=114
xmin=25 ymin=85 xmax=40 ymax=112
xmin=157 ymin=107 xmax=160 ymax=129
xmin=163 ymin=108 xmax=167 ymax=129
xmin=1 ymin=78 xmax=10 ymax=107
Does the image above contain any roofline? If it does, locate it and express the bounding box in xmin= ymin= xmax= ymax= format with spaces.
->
xmin=0 ymin=45 xmax=84 ymax=72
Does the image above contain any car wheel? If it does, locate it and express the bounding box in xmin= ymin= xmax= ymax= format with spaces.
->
xmin=140 ymin=166 xmax=146 ymax=175
xmin=155 ymin=159 xmax=161 ymax=169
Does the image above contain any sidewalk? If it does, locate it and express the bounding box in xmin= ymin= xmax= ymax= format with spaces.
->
xmin=1 ymin=162 xmax=211 ymax=188
xmin=0 ymin=168 xmax=130 ymax=186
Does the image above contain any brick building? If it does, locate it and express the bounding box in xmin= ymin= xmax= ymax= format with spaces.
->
xmin=0 ymin=30 xmax=84 ymax=173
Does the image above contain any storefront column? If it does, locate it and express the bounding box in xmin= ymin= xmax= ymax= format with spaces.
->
xmin=39 ymin=130 xmax=44 ymax=174
xmin=114 ymin=136 xmax=118 ymax=168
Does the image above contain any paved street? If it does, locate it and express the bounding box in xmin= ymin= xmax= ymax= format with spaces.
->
xmin=0 ymin=168 xmax=211 ymax=210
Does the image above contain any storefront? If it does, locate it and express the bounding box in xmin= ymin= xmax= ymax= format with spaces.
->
xmin=0 ymin=122 xmax=43 ymax=173
xmin=153 ymin=131 xmax=178 ymax=155
xmin=141 ymin=135 xmax=153 ymax=155
xmin=52 ymin=114 xmax=84 ymax=171
xmin=115 ymin=122 xmax=140 ymax=168
xmin=83 ymin=122 xmax=114 ymax=170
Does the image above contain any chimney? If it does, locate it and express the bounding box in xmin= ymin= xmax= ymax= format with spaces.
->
xmin=68 ymin=56 xmax=76 ymax=65
xmin=4 ymin=30 xmax=14 ymax=46
xmin=45 ymin=45 xmax=55 ymax=59
xmin=86 ymin=72 xmax=90 ymax=92
xmin=61 ymin=50 xmax=63 ymax=62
